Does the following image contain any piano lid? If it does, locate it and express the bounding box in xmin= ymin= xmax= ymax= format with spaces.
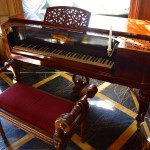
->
xmin=9 ymin=13 xmax=150 ymax=39
xmin=7 ymin=25 xmax=119 ymax=59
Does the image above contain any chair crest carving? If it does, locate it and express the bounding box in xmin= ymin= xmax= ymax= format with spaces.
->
xmin=44 ymin=6 xmax=91 ymax=32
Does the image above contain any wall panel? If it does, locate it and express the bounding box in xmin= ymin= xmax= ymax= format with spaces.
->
xmin=129 ymin=0 xmax=150 ymax=20
xmin=0 ymin=0 xmax=9 ymax=15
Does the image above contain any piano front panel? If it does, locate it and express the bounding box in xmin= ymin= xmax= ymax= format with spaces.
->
xmin=141 ymin=51 xmax=150 ymax=89
xmin=116 ymin=37 xmax=150 ymax=86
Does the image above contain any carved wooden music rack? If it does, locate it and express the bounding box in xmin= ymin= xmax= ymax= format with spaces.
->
xmin=44 ymin=6 xmax=91 ymax=32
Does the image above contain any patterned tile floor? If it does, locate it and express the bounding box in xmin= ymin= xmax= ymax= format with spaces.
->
xmin=0 ymin=64 xmax=150 ymax=150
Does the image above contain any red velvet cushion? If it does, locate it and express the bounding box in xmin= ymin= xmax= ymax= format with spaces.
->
xmin=0 ymin=83 xmax=74 ymax=133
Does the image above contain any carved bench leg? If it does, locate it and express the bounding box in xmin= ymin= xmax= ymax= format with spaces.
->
xmin=0 ymin=120 xmax=10 ymax=146
xmin=80 ymin=120 xmax=86 ymax=142
xmin=72 ymin=74 xmax=89 ymax=93
xmin=54 ymin=129 xmax=67 ymax=150
xmin=136 ymin=89 xmax=150 ymax=125
xmin=0 ymin=120 xmax=4 ymax=135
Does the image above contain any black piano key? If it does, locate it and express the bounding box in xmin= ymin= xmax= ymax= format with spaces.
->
xmin=35 ymin=45 xmax=44 ymax=50
xmin=63 ymin=51 xmax=70 ymax=56
xmin=57 ymin=50 xmax=64 ymax=55
xmin=17 ymin=42 xmax=24 ymax=46
xmin=62 ymin=50 xmax=68 ymax=55
xmin=109 ymin=61 xmax=113 ymax=65
xmin=78 ymin=54 xmax=82 ymax=58
xmin=92 ymin=57 xmax=97 ymax=62
xmin=59 ymin=50 xmax=66 ymax=55
xmin=42 ymin=47 xmax=48 ymax=51
xmin=93 ymin=57 xmax=99 ymax=62
xmin=21 ymin=43 xmax=30 ymax=47
xmin=55 ymin=49 xmax=62 ymax=54
xmin=52 ymin=49 xmax=59 ymax=53
xmin=47 ymin=48 xmax=55 ymax=52
xmin=101 ymin=59 xmax=106 ymax=64
xmin=98 ymin=58 xmax=103 ymax=63
xmin=39 ymin=46 xmax=45 ymax=50
xmin=55 ymin=50 xmax=62 ymax=54
xmin=77 ymin=54 xmax=82 ymax=58
xmin=26 ymin=44 xmax=33 ymax=48
xmin=83 ymin=55 xmax=89 ymax=60
xmin=65 ymin=52 xmax=71 ymax=57
xmin=74 ymin=53 xmax=80 ymax=58
xmin=51 ymin=49 xmax=58 ymax=53
xmin=30 ymin=45 xmax=40 ymax=50
xmin=71 ymin=53 xmax=77 ymax=57
xmin=43 ymin=47 xmax=50 ymax=51
xmin=69 ymin=52 xmax=75 ymax=57
xmin=29 ymin=44 xmax=35 ymax=49
xmin=77 ymin=54 xmax=83 ymax=59
xmin=89 ymin=56 xmax=95 ymax=61
xmin=66 ymin=52 xmax=72 ymax=57
xmin=94 ymin=57 xmax=99 ymax=62
xmin=106 ymin=60 xmax=110 ymax=65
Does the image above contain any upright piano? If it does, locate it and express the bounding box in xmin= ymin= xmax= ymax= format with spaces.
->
xmin=1 ymin=13 xmax=150 ymax=124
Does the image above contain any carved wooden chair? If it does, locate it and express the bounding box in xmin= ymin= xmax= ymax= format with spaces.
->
xmin=0 ymin=59 xmax=97 ymax=150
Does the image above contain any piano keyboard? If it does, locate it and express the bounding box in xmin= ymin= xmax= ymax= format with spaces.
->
xmin=13 ymin=43 xmax=114 ymax=69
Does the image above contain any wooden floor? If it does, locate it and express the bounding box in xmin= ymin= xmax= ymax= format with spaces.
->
xmin=0 ymin=64 xmax=150 ymax=150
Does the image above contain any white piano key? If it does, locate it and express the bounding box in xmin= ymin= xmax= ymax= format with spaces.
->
xmin=13 ymin=45 xmax=114 ymax=69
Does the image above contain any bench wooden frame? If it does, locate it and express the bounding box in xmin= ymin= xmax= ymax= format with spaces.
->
xmin=0 ymin=59 xmax=97 ymax=150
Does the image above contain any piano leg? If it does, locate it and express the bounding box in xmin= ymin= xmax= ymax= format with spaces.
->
xmin=6 ymin=59 xmax=21 ymax=83
xmin=72 ymin=74 xmax=89 ymax=93
xmin=136 ymin=89 xmax=150 ymax=125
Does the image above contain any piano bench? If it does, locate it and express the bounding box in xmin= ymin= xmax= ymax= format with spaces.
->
xmin=0 ymin=83 xmax=97 ymax=149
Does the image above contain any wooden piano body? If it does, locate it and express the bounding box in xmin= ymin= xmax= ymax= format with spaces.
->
xmin=1 ymin=13 xmax=150 ymax=123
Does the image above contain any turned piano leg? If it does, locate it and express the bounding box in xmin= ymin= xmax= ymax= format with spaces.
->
xmin=6 ymin=59 xmax=21 ymax=83
xmin=136 ymin=89 xmax=150 ymax=125
xmin=72 ymin=74 xmax=90 ymax=93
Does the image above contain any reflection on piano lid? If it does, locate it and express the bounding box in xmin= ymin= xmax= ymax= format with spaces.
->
xmin=7 ymin=26 xmax=119 ymax=56
xmin=6 ymin=25 xmax=119 ymax=73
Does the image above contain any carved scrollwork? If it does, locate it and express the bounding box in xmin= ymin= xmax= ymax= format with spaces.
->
xmin=53 ymin=129 xmax=64 ymax=150
xmin=44 ymin=6 xmax=91 ymax=31
xmin=55 ymin=113 xmax=71 ymax=132
xmin=72 ymin=74 xmax=90 ymax=91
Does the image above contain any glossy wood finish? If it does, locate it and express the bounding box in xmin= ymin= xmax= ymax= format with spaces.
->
xmin=129 ymin=0 xmax=150 ymax=20
xmin=129 ymin=0 xmax=141 ymax=19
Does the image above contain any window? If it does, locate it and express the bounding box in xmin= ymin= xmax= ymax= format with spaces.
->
xmin=22 ymin=0 xmax=130 ymax=17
